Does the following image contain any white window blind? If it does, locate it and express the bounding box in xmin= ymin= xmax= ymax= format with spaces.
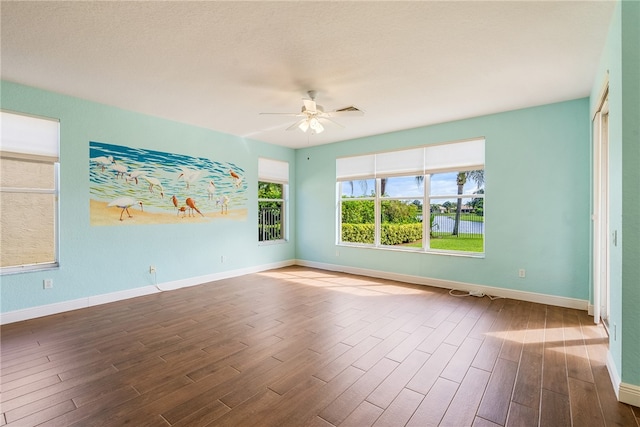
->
xmin=336 ymin=138 xmax=484 ymax=179
xmin=258 ymin=157 xmax=289 ymax=183
xmin=1 ymin=111 xmax=59 ymax=161
xmin=376 ymin=147 xmax=424 ymax=178
xmin=423 ymin=138 xmax=484 ymax=173
xmin=336 ymin=154 xmax=375 ymax=181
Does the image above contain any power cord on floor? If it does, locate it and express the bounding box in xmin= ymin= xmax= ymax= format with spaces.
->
xmin=449 ymin=288 xmax=503 ymax=300
xmin=449 ymin=289 xmax=474 ymax=297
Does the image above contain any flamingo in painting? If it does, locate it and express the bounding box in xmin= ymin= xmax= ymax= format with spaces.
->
xmin=185 ymin=197 xmax=204 ymax=217
xmin=108 ymin=197 xmax=143 ymax=221
xmin=178 ymin=168 xmax=202 ymax=189
xmin=171 ymin=195 xmax=186 ymax=217
xmin=141 ymin=176 xmax=164 ymax=198
xmin=207 ymin=181 xmax=216 ymax=200
xmin=229 ymin=169 xmax=243 ymax=189
xmin=91 ymin=155 xmax=114 ymax=171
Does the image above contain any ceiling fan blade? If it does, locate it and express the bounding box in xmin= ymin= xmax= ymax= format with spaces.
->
xmin=320 ymin=117 xmax=345 ymax=129
xmin=259 ymin=112 xmax=303 ymax=116
xmin=286 ymin=119 xmax=307 ymax=131
xmin=326 ymin=106 xmax=364 ymax=117
xmin=303 ymin=99 xmax=317 ymax=113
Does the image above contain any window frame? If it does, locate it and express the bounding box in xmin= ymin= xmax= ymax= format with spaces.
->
xmin=257 ymin=157 xmax=289 ymax=245
xmin=424 ymin=172 xmax=485 ymax=253
xmin=258 ymin=181 xmax=288 ymax=244
xmin=336 ymin=139 xmax=485 ymax=257
xmin=1 ymin=111 xmax=60 ymax=274
xmin=379 ymin=175 xmax=425 ymax=250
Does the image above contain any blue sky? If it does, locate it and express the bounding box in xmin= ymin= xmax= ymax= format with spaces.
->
xmin=342 ymin=172 xmax=483 ymax=200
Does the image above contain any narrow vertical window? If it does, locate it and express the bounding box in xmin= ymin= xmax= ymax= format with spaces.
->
xmin=1 ymin=111 xmax=60 ymax=273
xmin=258 ymin=158 xmax=288 ymax=243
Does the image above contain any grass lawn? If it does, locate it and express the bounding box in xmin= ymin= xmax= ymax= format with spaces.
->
xmin=430 ymin=234 xmax=483 ymax=252
xmin=401 ymin=234 xmax=483 ymax=252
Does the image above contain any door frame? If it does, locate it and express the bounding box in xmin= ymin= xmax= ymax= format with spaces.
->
xmin=592 ymin=79 xmax=610 ymax=326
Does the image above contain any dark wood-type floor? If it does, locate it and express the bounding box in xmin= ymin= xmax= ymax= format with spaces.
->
xmin=1 ymin=266 xmax=638 ymax=427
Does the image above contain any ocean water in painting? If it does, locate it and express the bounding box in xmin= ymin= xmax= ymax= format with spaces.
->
xmin=90 ymin=141 xmax=247 ymax=221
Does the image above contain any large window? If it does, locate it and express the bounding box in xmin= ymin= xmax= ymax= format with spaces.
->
xmin=337 ymin=139 xmax=485 ymax=254
xmin=258 ymin=158 xmax=288 ymax=243
xmin=1 ymin=111 xmax=60 ymax=273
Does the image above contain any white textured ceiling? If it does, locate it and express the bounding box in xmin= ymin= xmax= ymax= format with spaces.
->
xmin=1 ymin=1 xmax=615 ymax=149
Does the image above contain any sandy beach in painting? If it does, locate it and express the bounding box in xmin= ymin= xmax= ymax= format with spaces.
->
xmin=90 ymin=199 xmax=248 ymax=226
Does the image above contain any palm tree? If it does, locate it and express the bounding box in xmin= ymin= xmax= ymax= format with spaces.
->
xmin=344 ymin=179 xmax=371 ymax=197
xmin=452 ymin=170 xmax=484 ymax=236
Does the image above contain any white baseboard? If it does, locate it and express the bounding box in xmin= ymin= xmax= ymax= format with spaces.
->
xmin=619 ymin=382 xmax=640 ymax=408
xmin=0 ymin=260 xmax=295 ymax=325
xmin=0 ymin=285 xmax=160 ymax=325
xmin=153 ymin=259 xmax=295 ymax=292
xmin=605 ymin=350 xmax=640 ymax=406
xmin=295 ymin=259 xmax=588 ymax=311
xmin=607 ymin=350 xmax=622 ymax=399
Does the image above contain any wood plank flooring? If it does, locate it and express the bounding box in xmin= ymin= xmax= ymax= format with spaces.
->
xmin=1 ymin=266 xmax=638 ymax=426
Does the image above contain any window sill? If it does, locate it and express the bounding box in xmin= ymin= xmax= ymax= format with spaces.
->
xmin=337 ymin=243 xmax=484 ymax=259
xmin=258 ymin=239 xmax=288 ymax=246
xmin=1 ymin=262 xmax=60 ymax=275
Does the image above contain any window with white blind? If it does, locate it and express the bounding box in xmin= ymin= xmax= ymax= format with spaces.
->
xmin=337 ymin=138 xmax=485 ymax=254
xmin=1 ymin=111 xmax=60 ymax=273
xmin=258 ymin=158 xmax=289 ymax=243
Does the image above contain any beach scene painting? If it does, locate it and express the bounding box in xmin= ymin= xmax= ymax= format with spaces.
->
xmin=90 ymin=141 xmax=247 ymax=226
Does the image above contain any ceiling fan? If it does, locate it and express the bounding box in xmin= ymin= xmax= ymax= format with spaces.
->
xmin=260 ymin=90 xmax=363 ymax=134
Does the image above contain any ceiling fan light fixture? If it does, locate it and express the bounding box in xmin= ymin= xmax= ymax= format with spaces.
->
xmin=309 ymin=118 xmax=324 ymax=134
xmin=299 ymin=120 xmax=310 ymax=132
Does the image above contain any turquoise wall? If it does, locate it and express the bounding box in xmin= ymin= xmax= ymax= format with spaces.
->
xmin=620 ymin=0 xmax=640 ymax=389
xmin=296 ymin=99 xmax=591 ymax=300
xmin=0 ymin=81 xmax=296 ymax=313
xmin=591 ymin=0 xmax=624 ymax=379
xmin=590 ymin=0 xmax=640 ymax=389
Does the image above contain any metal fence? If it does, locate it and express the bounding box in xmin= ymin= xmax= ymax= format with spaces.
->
xmin=431 ymin=213 xmax=484 ymax=238
xmin=258 ymin=205 xmax=282 ymax=241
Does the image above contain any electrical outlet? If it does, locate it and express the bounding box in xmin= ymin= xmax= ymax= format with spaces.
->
xmin=518 ymin=269 xmax=526 ymax=278
xmin=43 ymin=279 xmax=53 ymax=289
xmin=149 ymin=265 xmax=156 ymax=274
xmin=221 ymin=255 xmax=226 ymax=263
